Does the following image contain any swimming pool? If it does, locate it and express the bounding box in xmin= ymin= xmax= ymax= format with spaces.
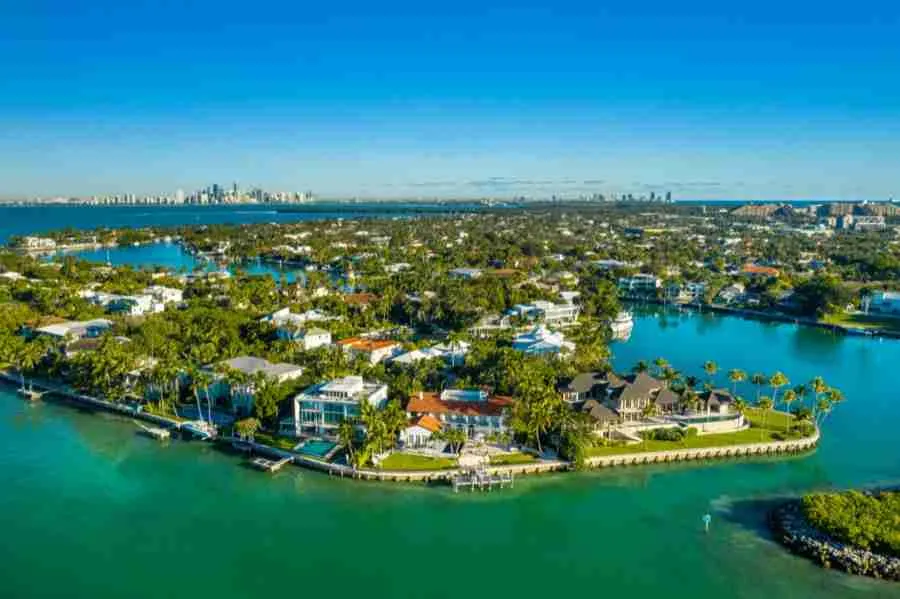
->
xmin=300 ymin=439 xmax=337 ymax=458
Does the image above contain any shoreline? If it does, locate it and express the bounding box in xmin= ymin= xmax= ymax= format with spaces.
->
xmin=626 ymin=297 xmax=900 ymax=340
xmin=0 ymin=372 xmax=819 ymax=487
xmin=770 ymin=500 xmax=900 ymax=581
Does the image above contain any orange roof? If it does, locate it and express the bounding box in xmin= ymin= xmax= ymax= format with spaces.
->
xmin=342 ymin=293 xmax=378 ymax=306
xmin=742 ymin=263 xmax=780 ymax=277
xmin=407 ymin=392 xmax=513 ymax=417
xmin=414 ymin=414 xmax=442 ymax=433
xmin=337 ymin=337 xmax=399 ymax=352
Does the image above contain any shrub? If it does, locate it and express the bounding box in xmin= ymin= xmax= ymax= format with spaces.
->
xmin=801 ymin=491 xmax=900 ymax=557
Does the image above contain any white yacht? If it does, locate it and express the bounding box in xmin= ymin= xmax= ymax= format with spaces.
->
xmin=609 ymin=311 xmax=634 ymax=340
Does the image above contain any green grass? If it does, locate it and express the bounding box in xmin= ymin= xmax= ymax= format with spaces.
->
xmin=743 ymin=407 xmax=796 ymax=432
xmin=489 ymin=453 xmax=537 ymax=465
xmin=252 ymin=432 xmax=300 ymax=451
xmin=586 ymin=428 xmax=784 ymax=457
xmin=379 ymin=453 xmax=458 ymax=471
xmin=822 ymin=312 xmax=900 ymax=334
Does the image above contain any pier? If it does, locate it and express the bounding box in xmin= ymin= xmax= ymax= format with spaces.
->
xmin=250 ymin=456 xmax=292 ymax=473
xmin=136 ymin=422 xmax=171 ymax=441
xmin=452 ymin=468 xmax=514 ymax=492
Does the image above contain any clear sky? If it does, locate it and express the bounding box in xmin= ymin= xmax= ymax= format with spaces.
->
xmin=1 ymin=0 xmax=898 ymax=200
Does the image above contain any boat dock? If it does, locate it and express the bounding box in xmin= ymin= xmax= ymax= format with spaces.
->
xmin=136 ymin=422 xmax=171 ymax=441
xmin=250 ymin=456 xmax=293 ymax=473
xmin=452 ymin=468 xmax=514 ymax=492
xmin=17 ymin=388 xmax=45 ymax=401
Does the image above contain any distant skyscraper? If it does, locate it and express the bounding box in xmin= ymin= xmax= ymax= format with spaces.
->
xmin=175 ymin=189 xmax=185 ymax=204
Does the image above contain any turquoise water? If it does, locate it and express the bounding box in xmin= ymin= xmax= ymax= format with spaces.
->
xmin=300 ymin=439 xmax=337 ymax=457
xmin=2 ymin=308 xmax=900 ymax=598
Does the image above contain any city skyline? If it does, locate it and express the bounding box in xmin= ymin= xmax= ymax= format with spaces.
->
xmin=1 ymin=1 xmax=899 ymax=200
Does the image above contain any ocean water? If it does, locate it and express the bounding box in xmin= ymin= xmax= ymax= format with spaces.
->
xmin=2 ymin=307 xmax=899 ymax=599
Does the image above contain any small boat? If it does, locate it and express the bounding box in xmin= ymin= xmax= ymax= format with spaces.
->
xmin=610 ymin=311 xmax=634 ymax=340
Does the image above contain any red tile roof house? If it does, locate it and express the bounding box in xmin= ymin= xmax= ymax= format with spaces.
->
xmin=337 ymin=337 xmax=402 ymax=365
xmin=741 ymin=263 xmax=781 ymax=278
xmin=398 ymin=414 xmax=443 ymax=449
xmin=406 ymin=389 xmax=513 ymax=440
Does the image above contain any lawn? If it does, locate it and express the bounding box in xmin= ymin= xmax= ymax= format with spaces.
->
xmin=586 ymin=428 xmax=793 ymax=457
xmin=743 ymin=407 xmax=796 ymax=432
xmin=822 ymin=312 xmax=900 ymax=334
xmin=490 ymin=453 xmax=537 ymax=465
xmin=379 ymin=453 xmax=458 ymax=471
xmin=252 ymin=432 xmax=300 ymax=451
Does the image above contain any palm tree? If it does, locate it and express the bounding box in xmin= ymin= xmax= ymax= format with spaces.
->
xmin=811 ymin=376 xmax=829 ymax=411
xmin=661 ymin=367 xmax=678 ymax=390
xmin=768 ymin=371 xmax=789 ymax=407
xmin=782 ymin=389 xmax=797 ymax=415
xmin=758 ymin=396 xmax=774 ymax=440
xmin=337 ymin=418 xmax=357 ymax=466
xmin=703 ymin=360 xmax=718 ymax=388
xmin=793 ymin=383 xmax=809 ymax=411
xmin=632 ymin=360 xmax=649 ymax=374
xmin=653 ymin=357 xmax=669 ymax=377
xmin=234 ymin=417 xmax=260 ymax=442
xmin=727 ymin=368 xmax=746 ymax=396
xmin=751 ymin=373 xmax=767 ymax=402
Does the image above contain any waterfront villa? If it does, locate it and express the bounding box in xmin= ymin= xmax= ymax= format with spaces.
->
xmin=206 ymin=356 xmax=304 ymax=416
xmin=617 ymin=274 xmax=661 ymax=295
xmin=512 ymin=326 xmax=575 ymax=357
xmin=390 ymin=341 xmax=470 ymax=367
xmin=282 ymin=375 xmax=389 ymax=437
xmin=79 ymin=290 xmax=165 ymax=316
xmin=337 ymin=337 xmax=402 ymax=364
xmin=558 ymin=371 xmax=607 ymax=403
xmin=406 ymin=389 xmax=513 ymax=440
xmin=605 ymin=372 xmax=664 ymax=421
xmin=576 ymin=399 xmax=621 ymax=437
xmin=508 ymin=300 xmax=580 ymax=326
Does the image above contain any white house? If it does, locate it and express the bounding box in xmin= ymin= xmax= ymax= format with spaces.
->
xmin=618 ymin=274 xmax=661 ymax=294
xmin=509 ymin=300 xmax=580 ymax=326
xmin=399 ymin=415 xmax=442 ymax=448
xmin=448 ymin=267 xmax=482 ymax=280
xmin=80 ymin=290 xmax=162 ymax=316
xmin=390 ymin=341 xmax=470 ymax=367
xmin=282 ymin=376 xmax=389 ymax=437
xmin=35 ymin=318 xmax=113 ymax=340
xmin=337 ymin=337 xmax=402 ymax=365
xmin=512 ymin=326 xmax=575 ymax=357
xmin=260 ymin=308 xmax=336 ymax=346
xmin=143 ymin=285 xmax=183 ymax=305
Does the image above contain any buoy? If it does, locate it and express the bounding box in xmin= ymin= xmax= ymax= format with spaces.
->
xmin=703 ymin=513 xmax=712 ymax=532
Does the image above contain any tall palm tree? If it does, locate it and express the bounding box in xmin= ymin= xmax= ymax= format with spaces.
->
xmin=768 ymin=371 xmax=789 ymax=407
xmin=758 ymin=396 xmax=774 ymax=440
xmin=793 ymin=383 xmax=809 ymax=411
xmin=751 ymin=373 xmax=767 ymax=403
xmin=632 ymin=360 xmax=649 ymax=374
xmin=703 ymin=360 xmax=718 ymax=388
xmin=782 ymin=389 xmax=798 ymax=416
xmin=727 ymin=368 xmax=747 ymax=396
xmin=810 ymin=376 xmax=829 ymax=411
xmin=337 ymin=418 xmax=357 ymax=465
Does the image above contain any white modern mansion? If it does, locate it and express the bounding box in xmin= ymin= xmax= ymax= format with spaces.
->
xmin=281 ymin=376 xmax=388 ymax=437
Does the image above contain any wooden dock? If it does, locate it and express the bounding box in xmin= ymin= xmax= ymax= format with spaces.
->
xmin=250 ymin=456 xmax=292 ymax=473
xmin=136 ymin=422 xmax=171 ymax=441
xmin=17 ymin=388 xmax=44 ymax=401
xmin=452 ymin=468 xmax=514 ymax=492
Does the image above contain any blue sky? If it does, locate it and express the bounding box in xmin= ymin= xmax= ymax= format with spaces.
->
xmin=1 ymin=0 xmax=899 ymax=200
